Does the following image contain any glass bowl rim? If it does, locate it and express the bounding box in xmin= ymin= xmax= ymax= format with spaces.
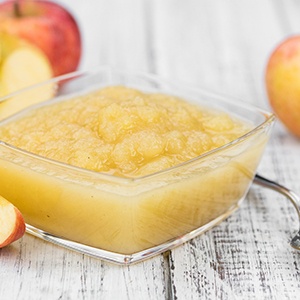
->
xmin=0 ymin=66 xmax=276 ymax=184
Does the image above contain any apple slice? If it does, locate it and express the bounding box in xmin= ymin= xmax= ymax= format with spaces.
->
xmin=0 ymin=33 xmax=54 ymax=120
xmin=0 ymin=0 xmax=81 ymax=76
xmin=0 ymin=195 xmax=26 ymax=248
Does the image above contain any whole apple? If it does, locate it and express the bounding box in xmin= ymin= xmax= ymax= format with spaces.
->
xmin=0 ymin=0 xmax=81 ymax=76
xmin=266 ymin=36 xmax=300 ymax=138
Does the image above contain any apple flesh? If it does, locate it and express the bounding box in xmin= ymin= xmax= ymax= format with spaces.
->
xmin=0 ymin=33 xmax=54 ymax=120
xmin=0 ymin=0 xmax=81 ymax=77
xmin=266 ymin=36 xmax=300 ymax=137
xmin=0 ymin=195 xmax=26 ymax=248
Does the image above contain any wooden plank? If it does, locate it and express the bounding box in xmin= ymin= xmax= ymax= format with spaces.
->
xmin=0 ymin=235 xmax=169 ymax=299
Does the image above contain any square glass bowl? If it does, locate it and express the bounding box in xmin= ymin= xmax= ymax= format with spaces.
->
xmin=0 ymin=67 xmax=275 ymax=264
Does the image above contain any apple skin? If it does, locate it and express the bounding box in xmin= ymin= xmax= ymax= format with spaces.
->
xmin=0 ymin=196 xmax=26 ymax=248
xmin=266 ymin=36 xmax=300 ymax=138
xmin=0 ymin=0 xmax=81 ymax=77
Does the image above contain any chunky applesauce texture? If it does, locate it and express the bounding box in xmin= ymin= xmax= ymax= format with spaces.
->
xmin=0 ymin=86 xmax=251 ymax=177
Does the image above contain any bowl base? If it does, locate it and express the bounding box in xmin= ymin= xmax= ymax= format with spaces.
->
xmin=25 ymin=203 xmax=240 ymax=265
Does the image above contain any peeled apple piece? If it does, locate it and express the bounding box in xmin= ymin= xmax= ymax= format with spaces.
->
xmin=0 ymin=33 xmax=54 ymax=120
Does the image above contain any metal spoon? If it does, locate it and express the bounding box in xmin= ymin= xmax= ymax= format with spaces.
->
xmin=254 ymin=174 xmax=300 ymax=250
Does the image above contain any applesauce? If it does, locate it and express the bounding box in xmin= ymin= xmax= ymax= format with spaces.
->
xmin=0 ymin=86 xmax=251 ymax=177
xmin=0 ymin=85 xmax=271 ymax=255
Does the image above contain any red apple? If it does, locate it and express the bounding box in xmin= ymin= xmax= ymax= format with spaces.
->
xmin=265 ymin=36 xmax=300 ymax=137
xmin=0 ymin=195 xmax=26 ymax=248
xmin=0 ymin=0 xmax=81 ymax=77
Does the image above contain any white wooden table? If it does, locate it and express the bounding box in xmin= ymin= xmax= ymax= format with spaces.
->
xmin=1 ymin=1 xmax=300 ymax=299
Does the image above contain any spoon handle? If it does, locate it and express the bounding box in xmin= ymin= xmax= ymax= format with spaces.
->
xmin=253 ymin=174 xmax=300 ymax=250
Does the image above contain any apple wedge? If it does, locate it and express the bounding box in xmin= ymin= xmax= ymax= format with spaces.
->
xmin=0 ymin=33 xmax=54 ymax=120
xmin=0 ymin=0 xmax=81 ymax=76
xmin=0 ymin=195 xmax=25 ymax=248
